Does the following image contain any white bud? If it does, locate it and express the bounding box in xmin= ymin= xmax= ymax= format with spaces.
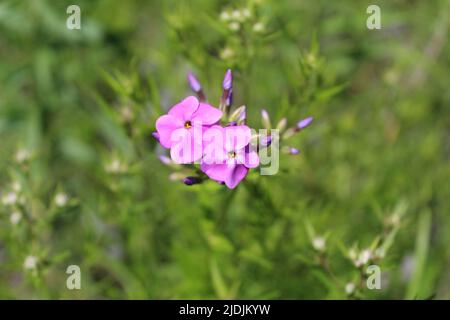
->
xmin=253 ymin=22 xmax=265 ymax=33
xmin=356 ymin=249 xmax=372 ymax=266
xmin=220 ymin=47 xmax=235 ymax=60
xmin=345 ymin=282 xmax=355 ymax=295
xmin=2 ymin=192 xmax=17 ymax=206
xmin=242 ymin=9 xmax=251 ymax=18
xmin=228 ymin=22 xmax=240 ymax=31
xmin=231 ymin=9 xmax=242 ymax=21
xmin=312 ymin=236 xmax=326 ymax=252
xmin=23 ymin=255 xmax=38 ymax=270
xmin=105 ymin=159 xmax=127 ymax=173
xmin=261 ymin=109 xmax=272 ymax=129
xmin=55 ymin=193 xmax=69 ymax=207
xmin=15 ymin=149 xmax=30 ymax=163
xmin=12 ymin=181 xmax=22 ymax=192
xmin=10 ymin=211 xmax=22 ymax=225
xmin=276 ymin=118 xmax=288 ymax=132
xmin=169 ymin=172 xmax=186 ymax=181
xmin=219 ymin=11 xmax=230 ymax=21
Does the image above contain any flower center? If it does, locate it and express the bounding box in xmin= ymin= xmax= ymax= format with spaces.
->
xmin=184 ymin=121 xmax=192 ymax=129
xmin=228 ymin=151 xmax=237 ymax=159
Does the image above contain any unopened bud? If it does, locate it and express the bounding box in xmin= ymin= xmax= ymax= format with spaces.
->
xmin=158 ymin=155 xmax=172 ymax=165
xmin=222 ymin=69 xmax=232 ymax=91
xmin=345 ymin=282 xmax=355 ymax=295
xmin=259 ymin=135 xmax=272 ymax=148
xmin=297 ymin=116 xmax=314 ymax=130
xmin=276 ymin=118 xmax=287 ymax=132
xmin=312 ymin=236 xmax=326 ymax=252
xmin=187 ymin=72 xmax=206 ymax=101
xmin=282 ymin=147 xmax=300 ymax=155
xmin=183 ymin=176 xmax=202 ymax=186
xmin=187 ymin=72 xmax=202 ymax=92
xmin=261 ymin=109 xmax=271 ymax=129
xmin=237 ymin=110 xmax=246 ymax=125
xmin=229 ymin=105 xmax=246 ymax=125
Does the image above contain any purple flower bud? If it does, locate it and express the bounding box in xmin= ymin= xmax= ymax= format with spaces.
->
xmin=297 ymin=117 xmax=314 ymax=130
xmin=158 ymin=155 xmax=172 ymax=165
xmin=226 ymin=121 xmax=238 ymax=127
xmin=220 ymin=74 xmax=233 ymax=111
xmin=237 ymin=107 xmax=246 ymax=124
xmin=289 ymin=147 xmax=300 ymax=155
xmin=222 ymin=69 xmax=232 ymax=90
xmin=226 ymin=88 xmax=233 ymax=106
xmin=152 ymin=132 xmax=160 ymax=142
xmin=261 ymin=109 xmax=271 ymax=129
xmin=187 ymin=72 xmax=202 ymax=92
xmin=260 ymin=135 xmax=272 ymax=148
xmin=183 ymin=176 xmax=202 ymax=186
xmin=229 ymin=105 xmax=245 ymax=122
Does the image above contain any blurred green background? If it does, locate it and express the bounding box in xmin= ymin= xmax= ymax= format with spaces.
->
xmin=0 ymin=0 xmax=449 ymax=299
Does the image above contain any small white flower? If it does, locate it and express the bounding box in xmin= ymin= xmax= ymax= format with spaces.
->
xmin=24 ymin=255 xmax=38 ymax=270
xmin=355 ymin=249 xmax=372 ymax=267
xmin=345 ymin=282 xmax=355 ymax=295
xmin=242 ymin=8 xmax=251 ymax=18
xmin=105 ymin=158 xmax=127 ymax=173
xmin=220 ymin=11 xmax=230 ymax=21
xmin=10 ymin=211 xmax=22 ymax=225
xmin=253 ymin=22 xmax=265 ymax=33
xmin=312 ymin=236 xmax=326 ymax=252
xmin=220 ymin=47 xmax=235 ymax=60
xmin=15 ymin=149 xmax=30 ymax=163
xmin=54 ymin=193 xmax=69 ymax=207
xmin=228 ymin=21 xmax=240 ymax=31
xmin=12 ymin=181 xmax=22 ymax=192
xmin=231 ymin=9 xmax=243 ymax=21
xmin=2 ymin=192 xmax=17 ymax=206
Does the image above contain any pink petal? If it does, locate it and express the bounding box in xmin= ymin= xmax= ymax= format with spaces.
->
xmin=200 ymin=163 xmax=230 ymax=182
xmin=225 ymin=165 xmax=248 ymax=189
xmin=236 ymin=149 xmax=259 ymax=168
xmin=192 ymin=102 xmax=223 ymax=125
xmin=202 ymin=125 xmax=227 ymax=164
xmin=155 ymin=114 xmax=183 ymax=148
xmin=168 ymin=96 xmax=200 ymax=121
xmin=224 ymin=125 xmax=251 ymax=152
xmin=169 ymin=126 xmax=203 ymax=164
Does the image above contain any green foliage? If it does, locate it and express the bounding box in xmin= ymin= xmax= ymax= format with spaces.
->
xmin=0 ymin=0 xmax=449 ymax=299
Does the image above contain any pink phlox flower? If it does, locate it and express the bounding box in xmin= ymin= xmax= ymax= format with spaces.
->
xmin=201 ymin=125 xmax=259 ymax=189
xmin=155 ymin=96 xmax=222 ymax=163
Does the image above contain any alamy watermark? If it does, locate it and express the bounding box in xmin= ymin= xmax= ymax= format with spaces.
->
xmin=367 ymin=5 xmax=381 ymax=30
xmin=66 ymin=265 xmax=81 ymax=290
xmin=66 ymin=5 xmax=81 ymax=30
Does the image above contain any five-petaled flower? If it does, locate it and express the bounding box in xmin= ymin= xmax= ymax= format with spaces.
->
xmin=201 ymin=125 xmax=259 ymax=188
xmin=156 ymin=96 xmax=222 ymax=163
